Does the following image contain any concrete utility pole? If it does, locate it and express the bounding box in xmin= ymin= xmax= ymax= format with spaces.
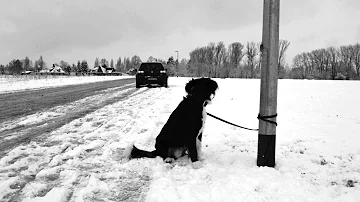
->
xmin=175 ymin=51 xmax=179 ymax=66
xmin=175 ymin=50 xmax=179 ymax=76
xmin=257 ymin=0 xmax=280 ymax=167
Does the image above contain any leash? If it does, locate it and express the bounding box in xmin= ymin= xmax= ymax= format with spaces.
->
xmin=207 ymin=112 xmax=278 ymax=131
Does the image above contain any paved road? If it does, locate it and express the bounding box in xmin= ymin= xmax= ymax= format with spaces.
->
xmin=0 ymin=78 xmax=135 ymax=123
xmin=0 ymin=77 xmax=137 ymax=157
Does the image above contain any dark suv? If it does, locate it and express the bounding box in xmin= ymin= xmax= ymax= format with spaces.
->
xmin=136 ymin=62 xmax=168 ymax=88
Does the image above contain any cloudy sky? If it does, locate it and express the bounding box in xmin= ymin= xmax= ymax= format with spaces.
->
xmin=0 ymin=0 xmax=359 ymax=67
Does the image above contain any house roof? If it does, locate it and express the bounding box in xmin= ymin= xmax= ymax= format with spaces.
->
xmin=91 ymin=66 xmax=115 ymax=73
xmin=50 ymin=64 xmax=65 ymax=73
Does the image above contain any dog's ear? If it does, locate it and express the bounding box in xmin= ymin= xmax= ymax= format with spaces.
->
xmin=201 ymin=78 xmax=218 ymax=100
xmin=185 ymin=78 xmax=196 ymax=94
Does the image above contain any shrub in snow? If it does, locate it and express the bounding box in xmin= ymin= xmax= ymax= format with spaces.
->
xmin=335 ymin=73 xmax=346 ymax=80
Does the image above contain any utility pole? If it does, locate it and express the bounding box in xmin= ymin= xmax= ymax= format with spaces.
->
xmin=175 ymin=50 xmax=179 ymax=77
xmin=257 ymin=0 xmax=279 ymax=167
xmin=175 ymin=51 xmax=179 ymax=66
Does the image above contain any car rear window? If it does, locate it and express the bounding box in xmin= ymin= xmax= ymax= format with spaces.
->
xmin=139 ymin=63 xmax=164 ymax=72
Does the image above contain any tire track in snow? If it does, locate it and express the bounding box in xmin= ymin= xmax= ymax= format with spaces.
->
xmin=0 ymin=85 xmax=147 ymax=202
xmin=0 ymin=83 xmax=137 ymax=158
xmin=64 ymin=87 xmax=169 ymax=202
xmin=0 ymin=86 xmax=170 ymax=202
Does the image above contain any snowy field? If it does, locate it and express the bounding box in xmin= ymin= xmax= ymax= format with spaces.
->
xmin=0 ymin=75 xmax=133 ymax=94
xmin=0 ymin=77 xmax=359 ymax=201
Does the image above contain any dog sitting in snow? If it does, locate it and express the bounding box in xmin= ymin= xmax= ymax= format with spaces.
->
xmin=124 ymin=77 xmax=218 ymax=164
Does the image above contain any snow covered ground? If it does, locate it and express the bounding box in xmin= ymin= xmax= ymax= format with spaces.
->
xmin=0 ymin=77 xmax=359 ymax=202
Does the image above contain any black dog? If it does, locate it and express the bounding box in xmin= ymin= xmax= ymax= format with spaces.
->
xmin=124 ymin=78 xmax=218 ymax=163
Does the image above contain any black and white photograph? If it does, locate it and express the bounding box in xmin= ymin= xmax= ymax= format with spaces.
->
xmin=0 ymin=0 xmax=359 ymax=201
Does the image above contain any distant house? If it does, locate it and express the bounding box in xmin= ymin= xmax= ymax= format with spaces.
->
xmin=127 ymin=68 xmax=137 ymax=75
xmin=90 ymin=66 xmax=105 ymax=73
xmin=50 ymin=64 xmax=66 ymax=74
xmin=91 ymin=65 xmax=116 ymax=74
xmin=21 ymin=70 xmax=34 ymax=75
xmin=39 ymin=69 xmax=50 ymax=73
xmin=105 ymin=67 xmax=116 ymax=73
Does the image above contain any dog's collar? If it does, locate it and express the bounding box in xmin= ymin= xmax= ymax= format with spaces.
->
xmin=187 ymin=94 xmax=203 ymax=101
xmin=187 ymin=94 xmax=209 ymax=107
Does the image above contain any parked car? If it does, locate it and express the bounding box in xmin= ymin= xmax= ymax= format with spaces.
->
xmin=136 ymin=62 xmax=168 ymax=88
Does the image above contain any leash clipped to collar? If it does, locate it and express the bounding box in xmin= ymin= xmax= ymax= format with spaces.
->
xmin=207 ymin=113 xmax=278 ymax=131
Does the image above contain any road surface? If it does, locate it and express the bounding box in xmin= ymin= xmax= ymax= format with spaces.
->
xmin=0 ymin=78 xmax=137 ymax=157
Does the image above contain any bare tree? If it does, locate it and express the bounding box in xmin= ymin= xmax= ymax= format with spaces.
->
xmin=94 ymin=57 xmax=100 ymax=67
xmin=34 ymin=56 xmax=45 ymax=72
xmin=214 ymin=42 xmax=226 ymax=77
xmin=206 ymin=42 xmax=216 ymax=77
xmin=292 ymin=52 xmax=311 ymax=79
xmin=130 ymin=55 xmax=142 ymax=70
xmin=100 ymin=58 xmax=108 ymax=67
xmin=352 ymin=43 xmax=360 ymax=77
xmin=8 ymin=59 xmax=23 ymax=74
xmin=228 ymin=42 xmax=245 ymax=68
xmin=177 ymin=58 xmax=189 ymax=77
xmin=245 ymin=42 xmax=258 ymax=78
xmin=339 ymin=45 xmax=354 ymax=79
xmin=290 ymin=43 xmax=360 ymax=80
xmin=147 ymin=56 xmax=156 ymax=62
xmin=59 ymin=60 xmax=71 ymax=74
xmin=23 ymin=56 xmax=31 ymax=71
xmin=80 ymin=60 xmax=89 ymax=73
xmin=291 ymin=54 xmax=305 ymax=79
xmin=220 ymin=47 xmax=230 ymax=77
xmin=311 ymin=49 xmax=327 ymax=79
xmin=302 ymin=52 xmax=313 ymax=79
xmin=278 ymin=40 xmax=290 ymax=65
xmin=123 ymin=57 xmax=131 ymax=71
xmin=0 ymin=64 xmax=5 ymax=74
xmin=116 ymin=57 xmax=122 ymax=72
xmin=110 ymin=59 xmax=114 ymax=69
xmin=189 ymin=47 xmax=208 ymax=76
xmin=253 ymin=42 xmax=263 ymax=78
xmin=326 ymin=47 xmax=339 ymax=80
xmin=278 ymin=40 xmax=290 ymax=78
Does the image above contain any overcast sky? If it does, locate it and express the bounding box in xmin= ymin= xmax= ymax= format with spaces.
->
xmin=1 ymin=0 xmax=360 ymax=67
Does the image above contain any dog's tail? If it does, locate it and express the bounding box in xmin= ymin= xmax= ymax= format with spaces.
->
xmin=123 ymin=142 xmax=158 ymax=159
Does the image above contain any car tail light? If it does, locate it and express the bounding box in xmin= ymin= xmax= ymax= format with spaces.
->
xmin=138 ymin=70 xmax=144 ymax=73
xmin=160 ymin=70 xmax=166 ymax=73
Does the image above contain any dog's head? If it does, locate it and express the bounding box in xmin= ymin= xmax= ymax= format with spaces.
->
xmin=185 ymin=78 xmax=218 ymax=105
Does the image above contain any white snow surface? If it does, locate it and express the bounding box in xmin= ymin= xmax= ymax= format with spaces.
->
xmin=0 ymin=77 xmax=359 ymax=202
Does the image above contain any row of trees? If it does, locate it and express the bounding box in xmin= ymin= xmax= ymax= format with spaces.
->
xmin=179 ymin=40 xmax=290 ymax=78
xmin=96 ymin=56 xmax=143 ymax=73
xmin=0 ymin=56 xmax=46 ymax=74
xmin=94 ymin=55 xmax=174 ymax=73
xmin=0 ymin=54 xmax=178 ymax=75
xmin=0 ymin=55 xmax=147 ymax=75
xmin=290 ymin=43 xmax=360 ymax=80
xmin=166 ymin=41 xmax=360 ymax=80
xmin=0 ymin=40 xmax=291 ymax=77
xmin=2 ymin=41 xmax=359 ymax=80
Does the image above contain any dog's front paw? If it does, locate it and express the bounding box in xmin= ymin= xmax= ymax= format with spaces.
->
xmin=198 ymin=155 xmax=206 ymax=161
xmin=192 ymin=161 xmax=203 ymax=169
xmin=164 ymin=157 xmax=175 ymax=163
